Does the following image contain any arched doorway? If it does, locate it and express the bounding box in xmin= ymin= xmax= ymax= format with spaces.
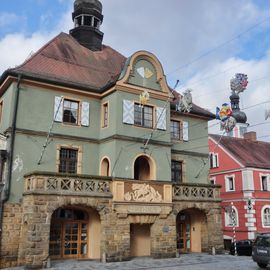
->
xmin=100 ymin=157 xmax=110 ymax=176
xmin=134 ymin=155 xmax=155 ymax=180
xmin=49 ymin=207 xmax=101 ymax=260
xmin=176 ymin=209 xmax=208 ymax=254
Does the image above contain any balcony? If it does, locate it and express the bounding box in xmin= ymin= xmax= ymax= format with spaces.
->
xmin=24 ymin=172 xmax=112 ymax=198
xmin=173 ymin=183 xmax=221 ymax=202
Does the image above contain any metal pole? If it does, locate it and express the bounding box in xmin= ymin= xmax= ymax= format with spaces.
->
xmin=231 ymin=202 xmax=237 ymax=256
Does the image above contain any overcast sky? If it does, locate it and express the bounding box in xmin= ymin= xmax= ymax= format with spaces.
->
xmin=1 ymin=0 xmax=270 ymax=141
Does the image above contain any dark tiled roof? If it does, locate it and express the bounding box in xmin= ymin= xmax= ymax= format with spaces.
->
xmin=209 ymin=134 xmax=270 ymax=169
xmin=171 ymin=90 xmax=215 ymax=119
xmin=1 ymin=32 xmax=214 ymax=119
xmin=5 ymin=32 xmax=127 ymax=92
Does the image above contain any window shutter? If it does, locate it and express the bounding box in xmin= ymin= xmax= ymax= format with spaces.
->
xmin=183 ymin=121 xmax=189 ymax=141
xmin=156 ymin=107 xmax=166 ymax=130
xmin=81 ymin=101 xmax=90 ymax=126
xmin=54 ymin=96 xmax=63 ymax=122
xmin=225 ymin=177 xmax=229 ymax=191
xmin=215 ymin=154 xmax=219 ymax=167
xmin=123 ymin=100 xmax=134 ymax=124
xmin=267 ymin=176 xmax=270 ymax=191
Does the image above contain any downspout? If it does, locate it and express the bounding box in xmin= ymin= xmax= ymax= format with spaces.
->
xmin=3 ymin=74 xmax=22 ymax=201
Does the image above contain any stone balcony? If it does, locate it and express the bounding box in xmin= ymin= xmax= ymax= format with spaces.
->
xmin=24 ymin=172 xmax=112 ymax=198
xmin=173 ymin=183 xmax=221 ymax=202
xmin=24 ymin=173 xmax=220 ymax=204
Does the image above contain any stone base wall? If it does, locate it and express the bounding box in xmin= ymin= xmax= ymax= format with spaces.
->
xmin=0 ymin=196 xmax=223 ymax=269
xmin=0 ymin=203 xmax=23 ymax=269
xmin=151 ymin=213 xmax=176 ymax=258
xmin=173 ymin=201 xmax=224 ymax=254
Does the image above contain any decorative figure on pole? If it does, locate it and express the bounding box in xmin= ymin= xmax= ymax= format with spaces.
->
xmin=230 ymin=73 xmax=248 ymax=95
xmin=176 ymin=89 xmax=193 ymax=113
xmin=216 ymin=103 xmax=236 ymax=132
xmin=229 ymin=73 xmax=248 ymax=124
xmin=139 ymin=90 xmax=150 ymax=107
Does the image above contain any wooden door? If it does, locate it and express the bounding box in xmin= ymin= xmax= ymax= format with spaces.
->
xmin=177 ymin=213 xmax=191 ymax=253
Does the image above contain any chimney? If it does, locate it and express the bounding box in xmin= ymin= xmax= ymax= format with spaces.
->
xmin=243 ymin=131 xmax=257 ymax=141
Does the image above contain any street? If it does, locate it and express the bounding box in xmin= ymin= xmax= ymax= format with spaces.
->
xmin=3 ymin=253 xmax=263 ymax=270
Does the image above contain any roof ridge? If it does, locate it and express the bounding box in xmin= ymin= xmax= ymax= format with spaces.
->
xmin=209 ymin=133 xmax=270 ymax=145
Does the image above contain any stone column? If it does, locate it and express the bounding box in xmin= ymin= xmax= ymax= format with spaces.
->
xmin=100 ymin=210 xmax=130 ymax=262
xmin=18 ymin=195 xmax=50 ymax=269
xmin=151 ymin=212 xmax=176 ymax=258
xmin=206 ymin=206 xmax=224 ymax=254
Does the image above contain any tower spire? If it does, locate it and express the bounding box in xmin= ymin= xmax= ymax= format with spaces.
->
xmin=70 ymin=0 xmax=104 ymax=51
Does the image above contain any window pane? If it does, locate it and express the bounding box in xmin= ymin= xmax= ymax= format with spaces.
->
xmin=59 ymin=148 xmax=78 ymax=174
xmin=134 ymin=104 xmax=153 ymax=128
xmin=171 ymin=160 xmax=182 ymax=183
xmin=63 ymin=99 xmax=79 ymax=124
xmin=134 ymin=104 xmax=143 ymax=125
xmin=171 ymin=121 xmax=180 ymax=140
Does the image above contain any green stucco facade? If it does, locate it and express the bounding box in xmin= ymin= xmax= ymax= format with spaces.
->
xmin=2 ymin=76 xmax=211 ymax=203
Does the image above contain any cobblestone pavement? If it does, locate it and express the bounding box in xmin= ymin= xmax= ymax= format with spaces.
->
xmin=3 ymin=253 xmax=262 ymax=270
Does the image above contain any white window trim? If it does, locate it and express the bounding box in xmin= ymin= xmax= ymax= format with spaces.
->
xmin=225 ymin=206 xmax=239 ymax=227
xmin=225 ymin=174 xmax=235 ymax=192
xmin=210 ymin=177 xmax=216 ymax=185
xmin=261 ymin=205 xmax=270 ymax=228
xmin=260 ymin=173 xmax=270 ymax=191
xmin=210 ymin=152 xmax=219 ymax=168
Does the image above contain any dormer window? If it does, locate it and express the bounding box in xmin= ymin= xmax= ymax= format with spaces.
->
xmin=74 ymin=15 xmax=101 ymax=29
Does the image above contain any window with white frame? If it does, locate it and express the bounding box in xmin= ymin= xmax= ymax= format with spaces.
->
xmin=210 ymin=177 xmax=216 ymax=185
xmin=262 ymin=206 xmax=270 ymax=227
xmin=122 ymin=100 xmax=166 ymax=130
xmin=225 ymin=206 xmax=238 ymax=227
xmin=261 ymin=175 xmax=269 ymax=191
xmin=225 ymin=175 xmax=235 ymax=192
xmin=210 ymin=153 xmax=219 ymax=168
xmin=54 ymin=96 xmax=90 ymax=127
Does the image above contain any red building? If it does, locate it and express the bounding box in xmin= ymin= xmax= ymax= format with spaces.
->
xmin=209 ymin=132 xmax=270 ymax=248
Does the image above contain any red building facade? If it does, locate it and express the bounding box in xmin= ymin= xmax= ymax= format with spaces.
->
xmin=209 ymin=132 xmax=270 ymax=248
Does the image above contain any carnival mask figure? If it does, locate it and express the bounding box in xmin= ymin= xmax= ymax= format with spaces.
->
xmin=176 ymin=89 xmax=193 ymax=113
xmin=216 ymin=103 xmax=236 ymax=132
xmin=230 ymin=73 xmax=248 ymax=94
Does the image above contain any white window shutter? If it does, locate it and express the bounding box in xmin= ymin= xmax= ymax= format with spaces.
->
xmin=123 ymin=100 xmax=134 ymax=124
xmin=81 ymin=102 xmax=90 ymax=126
xmin=225 ymin=177 xmax=229 ymax=191
xmin=54 ymin=96 xmax=63 ymax=122
xmin=267 ymin=175 xmax=270 ymax=191
xmin=156 ymin=107 xmax=166 ymax=130
xmin=183 ymin=121 xmax=189 ymax=141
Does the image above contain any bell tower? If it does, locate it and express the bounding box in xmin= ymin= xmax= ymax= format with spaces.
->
xmin=70 ymin=0 xmax=104 ymax=51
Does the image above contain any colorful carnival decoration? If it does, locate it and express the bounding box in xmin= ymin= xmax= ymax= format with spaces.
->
xmin=230 ymin=73 xmax=248 ymax=94
xmin=176 ymin=88 xmax=193 ymax=113
xmin=216 ymin=103 xmax=236 ymax=132
xmin=139 ymin=90 xmax=150 ymax=107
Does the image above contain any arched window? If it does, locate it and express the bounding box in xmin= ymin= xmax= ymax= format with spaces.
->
xmin=225 ymin=206 xmax=238 ymax=227
xmin=262 ymin=206 xmax=270 ymax=227
xmin=100 ymin=157 xmax=110 ymax=177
